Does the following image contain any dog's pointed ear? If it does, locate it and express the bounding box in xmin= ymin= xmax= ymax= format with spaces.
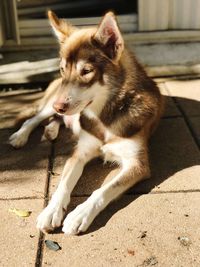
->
xmin=48 ymin=10 xmax=75 ymax=42
xmin=93 ymin=12 xmax=124 ymax=62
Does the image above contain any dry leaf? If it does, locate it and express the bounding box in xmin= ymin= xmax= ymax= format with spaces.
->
xmin=127 ymin=249 xmax=135 ymax=256
xmin=9 ymin=208 xmax=31 ymax=217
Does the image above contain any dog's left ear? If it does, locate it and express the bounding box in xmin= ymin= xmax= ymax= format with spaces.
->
xmin=93 ymin=12 xmax=124 ymax=62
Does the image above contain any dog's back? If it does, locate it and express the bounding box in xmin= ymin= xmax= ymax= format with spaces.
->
xmin=98 ymin=48 xmax=163 ymax=139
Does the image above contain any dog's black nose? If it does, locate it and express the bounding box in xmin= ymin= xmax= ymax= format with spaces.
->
xmin=53 ymin=102 xmax=69 ymax=114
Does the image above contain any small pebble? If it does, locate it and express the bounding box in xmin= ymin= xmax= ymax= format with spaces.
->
xmin=45 ymin=240 xmax=62 ymax=251
xmin=141 ymin=231 xmax=147 ymax=238
xmin=143 ymin=256 xmax=158 ymax=266
xmin=178 ymin=236 xmax=191 ymax=246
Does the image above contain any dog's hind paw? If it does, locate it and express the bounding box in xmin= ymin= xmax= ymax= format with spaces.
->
xmin=36 ymin=205 xmax=64 ymax=233
xmin=9 ymin=131 xmax=28 ymax=148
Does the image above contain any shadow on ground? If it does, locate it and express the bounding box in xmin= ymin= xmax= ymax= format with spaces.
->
xmin=0 ymin=95 xmax=199 ymax=232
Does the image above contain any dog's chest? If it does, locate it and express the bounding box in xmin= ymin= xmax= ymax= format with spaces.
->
xmin=63 ymin=115 xmax=74 ymax=128
xmin=63 ymin=114 xmax=81 ymax=135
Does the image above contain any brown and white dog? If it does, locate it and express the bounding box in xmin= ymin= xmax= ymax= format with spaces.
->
xmin=9 ymin=11 xmax=164 ymax=234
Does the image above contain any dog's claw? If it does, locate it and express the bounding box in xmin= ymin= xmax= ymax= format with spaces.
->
xmin=36 ymin=205 xmax=65 ymax=233
xmin=62 ymin=200 xmax=96 ymax=235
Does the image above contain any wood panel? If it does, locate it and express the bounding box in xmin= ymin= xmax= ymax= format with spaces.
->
xmin=139 ymin=0 xmax=200 ymax=31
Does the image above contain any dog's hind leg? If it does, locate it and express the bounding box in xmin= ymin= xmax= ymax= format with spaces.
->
xmin=9 ymin=105 xmax=55 ymax=148
xmin=62 ymin=135 xmax=150 ymax=235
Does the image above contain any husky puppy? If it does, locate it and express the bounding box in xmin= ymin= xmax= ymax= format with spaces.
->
xmin=9 ymin=11 xmax=163 ymax=234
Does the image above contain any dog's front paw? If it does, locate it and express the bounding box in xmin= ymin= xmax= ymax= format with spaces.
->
xmin=62 ymin=200 xmax=97 ymax=235
xmin=9 ymin=131 xmax=28 ymax=148
xmin=36 ymin=205 xmax=65 ymax=233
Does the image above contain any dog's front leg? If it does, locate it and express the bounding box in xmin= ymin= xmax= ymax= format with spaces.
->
xmin=9 ymin=105 xmax=55 ymax=148
xmin=37 ymin=131 xmax=102 ymax=233
xmin=62 ymin=137 xmax=150 ymax=235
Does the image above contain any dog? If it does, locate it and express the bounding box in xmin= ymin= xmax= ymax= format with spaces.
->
xmin=9 ymin=10 xmax=164 ymax=235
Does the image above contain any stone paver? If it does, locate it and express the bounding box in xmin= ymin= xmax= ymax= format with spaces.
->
xmin=165 ymin=80 xmax=200 ymax=117
xmin=0 ymin=90 xmax=44 ymax=129
xmin=42 ymin=193 xmax=200 ymax=267
xmin=0 ymin=199 xmax=42 ymax=267
xmin=158 ymin=83 xmax=181 ymax=117
xmin=0 ymin=128 xmax=51 ymax=199
xmin=0 ymin=90 xmax=51 ymax=199
xmin=0 ymin=79 xmax=199 ymax=267
xmin=133 ymin=118 xmax=200 ymax=193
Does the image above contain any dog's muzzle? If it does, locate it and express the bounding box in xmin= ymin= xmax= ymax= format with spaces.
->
xmin=53 ymin=101 xmax=70 ymax=114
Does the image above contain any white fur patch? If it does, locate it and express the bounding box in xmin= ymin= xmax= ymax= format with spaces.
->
xmin=86 ymin=83 xmax=109 ymax=116
xmin=101 ymin=137 xmax=142 ymax=166
xmin=9 ymin=106 xmax=55 ymax=148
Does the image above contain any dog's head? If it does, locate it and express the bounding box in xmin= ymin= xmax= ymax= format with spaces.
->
xmin=48 ymin=10 xmax=124 ymax=115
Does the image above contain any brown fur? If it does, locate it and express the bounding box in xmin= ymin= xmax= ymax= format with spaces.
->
xmin=50 ymin=14 xmax=163 ymax=141
xmin=80 ymin=113 xmax=105 ymax=142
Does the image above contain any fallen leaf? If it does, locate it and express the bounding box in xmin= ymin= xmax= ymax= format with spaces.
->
xmin=45 ymin=240 xmax=61 ymax=251
xmin=9 ymin=208 xmax=31 ymax=217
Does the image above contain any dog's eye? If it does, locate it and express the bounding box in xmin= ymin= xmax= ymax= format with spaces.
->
xmin=81 ymin=68 xmax=93 ymax=76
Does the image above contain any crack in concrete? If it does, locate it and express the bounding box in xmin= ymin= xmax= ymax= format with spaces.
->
xmin=0 ymin=196 xmax=44 ymax=201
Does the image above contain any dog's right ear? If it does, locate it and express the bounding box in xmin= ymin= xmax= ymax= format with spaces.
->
xmin=48 ymin=10 xmax=75 ymax=43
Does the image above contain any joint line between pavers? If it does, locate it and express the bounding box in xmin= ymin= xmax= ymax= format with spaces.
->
xmin=0 ymin=196 xmax=43 ymax=201
xmin=35 ymin=231 xmax=45 ymax=267
xmin=173 ymin=97 xmax=200 ymax=150
xmin=34 ymin=141 xmax=55 ymax=267
xmin=126 ymin=189 xmax=200 ymax=195
xmin=164 ymin=82 xmax=200 ymax=150
xmin=71 ymin=189 xmax=200 ymax=198
xmin=44 ymin=141 xmax=55 ymax=206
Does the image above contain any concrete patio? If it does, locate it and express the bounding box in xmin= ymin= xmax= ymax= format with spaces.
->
xmin=0 ymin=78 xmax=199 ymax=267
